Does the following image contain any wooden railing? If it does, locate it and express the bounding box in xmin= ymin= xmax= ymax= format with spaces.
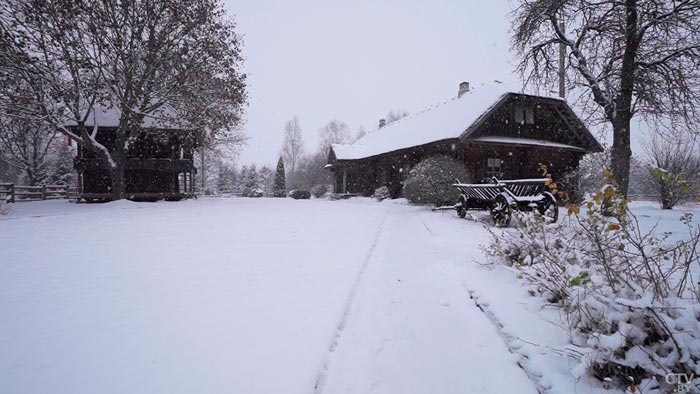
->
xmin=0 ymin=183 xmax=78 ymax=203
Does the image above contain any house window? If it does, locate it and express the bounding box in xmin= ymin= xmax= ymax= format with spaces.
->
xmin=514 ymin=105 xmax=535 ymax=124
xmin=486 ymin=157 xmax=503 ymax=178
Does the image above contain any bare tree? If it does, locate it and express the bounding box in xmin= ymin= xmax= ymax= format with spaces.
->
xmin=0 ymin=0 xmax=247 ymax=199
xmin=641 ymin=133 xmax=700 ymax=209
xmin=561 ymin=145 xmax=610 ymax=201
xmin=0 ymin=114 xmax=56 ymax=185
xmin=385 ymin=109 xmax=410 ymax=125
xmin=295 ymin=151 xmax=330 ymax=190
xmin=281 ymin=116 xmax=304 ymax=179
xmin=354 ymin=125 xmax=366 ymax=142
xmin=317 ymin=119 xmax=352 ymax=154
xmin=0 ymin=123 xmax=56 ymax=186
xmin=512 ymin=0 xmax=700 ymax=197
xmin=196 ymin=132 xmax=246 ymax=194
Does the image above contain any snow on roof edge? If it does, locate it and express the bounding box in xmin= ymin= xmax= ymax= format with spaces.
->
xmin=469 ymin=136 xmax=587 ymax=151
xmin=63 ymin=104 xmax=187 ymax=130
xmin=332 ymin=84 xmax=512 ymax=161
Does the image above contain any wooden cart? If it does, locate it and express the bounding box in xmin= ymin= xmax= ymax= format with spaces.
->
xmin=452 ymin=177 xmax=558 ymax=227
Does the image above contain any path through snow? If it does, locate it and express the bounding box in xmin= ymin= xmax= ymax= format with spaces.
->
xmin=317 ymin=205 xmax=538 ymax=394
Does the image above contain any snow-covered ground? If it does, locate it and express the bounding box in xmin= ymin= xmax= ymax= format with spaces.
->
xmin=1 ymin=198 xmax=697 ymax=393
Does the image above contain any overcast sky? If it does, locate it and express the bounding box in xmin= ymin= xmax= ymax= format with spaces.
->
xmin=224 ymin=0 xmax=520 ymax=167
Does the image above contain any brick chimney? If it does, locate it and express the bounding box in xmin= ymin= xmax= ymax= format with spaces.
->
xmin=458 ymin=81 xmax=470 ymax=98
xmin=379 ymin=118 xmax=386 ymax=129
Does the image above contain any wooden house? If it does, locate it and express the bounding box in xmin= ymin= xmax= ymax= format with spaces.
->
xmin=327 ymin=82 xmax=603 ymax=198
xmin=71 ymin=107 xmax=197 ymax=202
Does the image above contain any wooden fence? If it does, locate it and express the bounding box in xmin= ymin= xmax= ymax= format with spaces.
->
xmin=0 ymin=183 xmax=78 ymax=203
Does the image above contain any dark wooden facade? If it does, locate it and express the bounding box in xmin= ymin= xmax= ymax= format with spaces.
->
xmin=73 ymin=128 xmax=197 ymax=202
xmin=327 ymin=93 xmax=602 ymax=199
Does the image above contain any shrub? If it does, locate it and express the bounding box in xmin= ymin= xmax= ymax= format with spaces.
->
xmin=288 ymin=189 xmax=310 ymax=199
xmin=641 ymin=134 xmax=700 ymax=209
xmin=0 ymin=199 xmax=10 ymax=215
xmin=310 ymin=184 xmax=328 ymax=198
xmin=402 ymin=154 xmax=464 ymax=206
xmin=484 ymin=183 xmax=700 ymax=392
xmin=248 ymin=188 xmax=264 ymax=198
xmin=373 ymin=186 xmax=390 ymax=201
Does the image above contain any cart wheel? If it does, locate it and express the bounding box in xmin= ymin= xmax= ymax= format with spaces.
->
xmin=456 ymin=196 xmax=468 ymax=218
xmin=491 ymin=195 xmax=512 ymax=227
xmin=538 ymin=192 xmax=559 ymax=223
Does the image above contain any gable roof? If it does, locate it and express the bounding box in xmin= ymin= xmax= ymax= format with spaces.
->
xmin=65 ymin=104 xmax=186 ymax=130
xmin=332 ymin=85 xmax=513 ymax=161
xmin=331 ymin=84 xmax=602 ymax=161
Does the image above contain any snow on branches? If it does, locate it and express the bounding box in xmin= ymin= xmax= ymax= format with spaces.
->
xmin=484 ymin=183 xmax=700 ymax=393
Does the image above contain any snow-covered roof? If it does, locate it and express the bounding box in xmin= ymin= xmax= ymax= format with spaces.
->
xmin=65 ymin=104 xmax=185 ymax=130
xmin=332 ymin=85 xmax=512 ymax=161
xmin=470 ymin=136 xmax=586 ymax=152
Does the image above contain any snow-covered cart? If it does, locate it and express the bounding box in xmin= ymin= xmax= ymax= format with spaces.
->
xmin=452 ymin=177 xmax=558 ymax=227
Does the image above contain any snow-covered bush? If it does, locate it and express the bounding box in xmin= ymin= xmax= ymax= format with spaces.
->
xmin=641 ymin=134 xmax=700 ymax=209
xmin=0 ymin=199 xmax=10 ymax=215
xmin=484 ymin=184 xmax=700 ymax=392
xmin=310 ymin=184 xmax=328 ymax=198
xmin=247 ymin=188 xmax=263 ymax=198
xmin=288 ymin=189 xmax=310 ymax=200
xmin=373 ymin=186 xmax=390 ymax=201
xmin=402 ymin=154 xmax=464 ymax=206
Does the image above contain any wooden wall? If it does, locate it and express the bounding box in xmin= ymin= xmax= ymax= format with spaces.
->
xmin=337 ymin=142 xmax=582 ymax=199
xmin=468 ymin=95 xmax=590 ymax=148
xmin=74 ymin=128 xmax=196 ymax=196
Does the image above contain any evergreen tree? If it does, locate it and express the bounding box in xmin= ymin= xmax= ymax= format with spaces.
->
xmin=216 ymin=164 xmax=233 ymax=194
xmin=236 ymin=165 xmax=248 ymax=195
xmin=242 ymin=164 xmax=261 ymax=197
xmin=274 ymin=157 xmax=286 ymax=197
xmin=258 ymin=165 xmax=273 ymax=195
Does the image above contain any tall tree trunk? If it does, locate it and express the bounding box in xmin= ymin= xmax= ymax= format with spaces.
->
xmin=110 ymin=163 xmax=125 ymax=200
xmin=660 ymin=181 xmax=672 ymax=209
xmin=611 ymin=117 xmax=632 ymax=197
xmin=109 ymin=149 xmax=126 ymax=200
xmin=609 ymin=0 xmax=639 ymax=198
xmin=200 ymin=148 xmax=206 ymax=193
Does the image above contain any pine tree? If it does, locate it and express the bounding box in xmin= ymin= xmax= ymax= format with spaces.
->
xmin=242 ymin=164 xmax=261 ymax=197
xmin=236 ymin=165 xmax=248 ymax=195
xmin=216 ymin=164 xmax=233 ymax=194
xmin=274 ymin=157 xmax=286 ymax=197
xmin=258 ymin=166 xmax=273 ymax=196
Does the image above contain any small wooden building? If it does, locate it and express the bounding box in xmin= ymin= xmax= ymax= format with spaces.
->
xmin=327 ymin=83 xmax=603 ymax=198
xmin=71 ymin=107 xmax=197 ymax=202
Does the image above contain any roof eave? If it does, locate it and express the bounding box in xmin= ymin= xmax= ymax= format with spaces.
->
xmin=331 ymin=138 xmax=461 ymax=162
xmin=466 ymin=138 xmax=587 ymax=152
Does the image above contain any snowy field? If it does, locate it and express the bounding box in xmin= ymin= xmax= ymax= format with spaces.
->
xmin=1 ymin=198 xmax=697 ymax=394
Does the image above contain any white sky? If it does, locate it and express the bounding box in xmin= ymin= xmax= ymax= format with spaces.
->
xmin=224 ymin=0 xmax=519 ymax=166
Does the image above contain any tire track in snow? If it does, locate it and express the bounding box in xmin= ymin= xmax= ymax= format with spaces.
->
xmin=465 ymin=288 xmax=547 ymax=394
xmin=313 ymin=210 xmax=389 ymax=394
xmin=421 ymin=209 xmax=546 ymax=392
